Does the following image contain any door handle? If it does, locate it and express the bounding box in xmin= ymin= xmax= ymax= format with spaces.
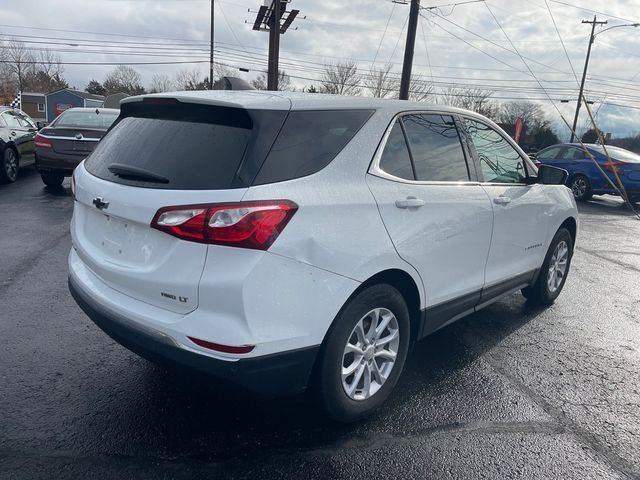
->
xmin=493 ymin=196 xmax=511 ymax=205
xmin=395 ymin=196 xmax=425 ymax=209
xmin=10 ymin=131 xmax=17 ymax=136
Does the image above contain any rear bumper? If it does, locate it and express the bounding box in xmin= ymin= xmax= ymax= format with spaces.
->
xmin=36 ymin=150 xmax=85 ymax=174
xmin=69 ymin=274 xmax=320 ymax=397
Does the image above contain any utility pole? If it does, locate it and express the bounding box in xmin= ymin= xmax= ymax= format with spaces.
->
xmin=399 ymin=0 xmax=420 ymax=100
xmin=252 ymin=1 xmax=299 ymax=91
xmin=267 ymin=0 xmax=282 ymax=90
xmin=210 ymin=0 xmax=215 ymax=90
xmin=570 ymin=16 xmax=607 ymax=142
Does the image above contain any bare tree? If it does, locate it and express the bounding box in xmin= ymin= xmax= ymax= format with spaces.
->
xmin=441 ymin=87 xmax=498 ymax=119
xmin=0 ymin=40 xmax=68 ymax=97
xmin=498 ymin=101 xmax=546 ymax=129
xmin=0 ymin=47 xmax=17 ymax=102
xmin=408 ymin=75 xmax=434 ymax=102
xmin=103 ymin=65 xmax=145 ymax=95
xmin=174 ymin=68 xmax=206 ymax=91
xmin=320 ymin=60 xmax=361 ymax=96
xmin=214 ymin=64 xmax=236 ymax=80
xmin=35 ymin=49 xmax=64 ymax=80
xmin=363 ymin=63 xmax=398 ymax=99
xmin=251 ymin=70 xmax=291 ymax=91
xmin=149 ymin=73 xmax=174 ymax=93
xmin=3 ymin=39 xmax=35 ymax=92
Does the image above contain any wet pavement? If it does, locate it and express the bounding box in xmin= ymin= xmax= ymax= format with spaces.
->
xmin=1 ymin=167 xmax=639 ymax=479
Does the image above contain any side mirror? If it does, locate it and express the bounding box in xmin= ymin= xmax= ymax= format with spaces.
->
xmin=537 ymin=164 xmax=568 ymax=185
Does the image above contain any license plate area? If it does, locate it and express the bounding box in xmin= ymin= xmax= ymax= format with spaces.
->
xmin=100 ymin=214 xmax=129 ymax=259
xmin=73 ymin=140 xmax=93 ymax=152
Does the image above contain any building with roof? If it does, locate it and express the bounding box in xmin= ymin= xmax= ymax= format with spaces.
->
xmin=20 ymin=92 xmax=47 ymax=124
xmin=45 ymin=89 xmax=105 ymax=122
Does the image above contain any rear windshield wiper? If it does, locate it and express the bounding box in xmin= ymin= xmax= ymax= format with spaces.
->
xmin=107 ymin=164 xmax=169 ymax=184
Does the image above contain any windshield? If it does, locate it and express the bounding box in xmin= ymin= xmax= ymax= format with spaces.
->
xmin=54 ymin=110 xmax=118 ymax=129
xmin=591 ymin=145 xmax=640 ymax=163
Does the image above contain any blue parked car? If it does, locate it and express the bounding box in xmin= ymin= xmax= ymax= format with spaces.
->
xmin=536 ymin=143 xmax=640 ymax=203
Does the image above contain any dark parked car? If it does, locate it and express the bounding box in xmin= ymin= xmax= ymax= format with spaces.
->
xmin=536 ymin=143 xmax=640 ymax=203
xmin=35 ymin=107 xmax=119 ymax=187
xmin=0 ymin=106 xmax=37 ymax=184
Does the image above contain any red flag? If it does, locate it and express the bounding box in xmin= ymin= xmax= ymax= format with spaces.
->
xmin=514 ymin=118 xmax=524 ymax=144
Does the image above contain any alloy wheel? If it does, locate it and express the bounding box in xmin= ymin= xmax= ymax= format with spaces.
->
xmin=571 ymin=177 xmax=587 ymax=199
xmin=341 ymin=308 xmax=400 ymax=401
xmin=547 ymin=240 xmax=569 ymax=293
xmin=5 ymin=150 xmax=18 ymax=182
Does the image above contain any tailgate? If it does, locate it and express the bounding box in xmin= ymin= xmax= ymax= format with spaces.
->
xmin=72 ymin=164 xmax=247 ymax=314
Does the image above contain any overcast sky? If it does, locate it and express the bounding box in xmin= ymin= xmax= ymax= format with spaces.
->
xmin=2 ymin=0 xmax=640 ymax=138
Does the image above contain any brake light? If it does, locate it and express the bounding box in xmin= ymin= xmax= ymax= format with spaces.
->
xmin=34 ymin=133 xmax=52 ymax=148
xmin=150 ymin=200 xmax=298 ymax=250
xmin=71 ymin=169 xmax=76 ymax=199
xmin=143 ymin=97 xmax=179 ymax=105
xmin=187 ymin=336 xmax=255 ymax=354
xmin=602 ymin=161 xmax=626 ymax=175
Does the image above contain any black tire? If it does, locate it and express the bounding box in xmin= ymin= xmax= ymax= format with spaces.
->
xmin=316 ymin=284 xmax=411 ymax=422
xmin=569 ymin=174 xmax=592 ymax=201
xmin=0 ymin=148 xmax=19 ymax=184
xmin=41 ymin=172 xmax=65 ymax=187
xmin=522 ymin=227 xmax=573 ymax=305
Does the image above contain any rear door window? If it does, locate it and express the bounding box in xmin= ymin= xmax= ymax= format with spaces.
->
xmin=561 ymin=147 xmax=586 ymax=160
xmin=253 ymin=109 xmax=374 ymax=185
xmin=537 ymin=146 xmax=563 ymax=160
xmin=378 ymin=121 xmax=415 ymax=180
xmin=402 ymin=114 xmax=470 ymax=182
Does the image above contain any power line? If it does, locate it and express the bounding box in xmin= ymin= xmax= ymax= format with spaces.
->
xmin=548 ymin=0 xmax=640 ymax=24
xmin=543 ymin=0 xmax=579 ymax=85
xmin=427 ymin=9 xmax=572 ymax=75
xmin=3 ymin=30 xmax=638 ymax=90
xmin=372 ymin=2 xmax=396 ymax=67
xmin=0 ymin=59 xmax=210 ymax=65
xmin=0 ymin=24 xmax=210 ymax=44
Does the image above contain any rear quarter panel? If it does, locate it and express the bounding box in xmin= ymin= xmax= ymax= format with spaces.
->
xmin=241 ymin=108 xmax=427 ymax=309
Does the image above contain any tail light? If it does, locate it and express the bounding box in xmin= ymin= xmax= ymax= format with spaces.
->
xmin=150 ymin=200 xmax=298 ymax=250
xmin=34 ymin=134 xmax=52 ymax=148
xmin=71 ymin=169 xmax=77 ymax=199
xmin=602 ymin=161 xmax=626 ymax=175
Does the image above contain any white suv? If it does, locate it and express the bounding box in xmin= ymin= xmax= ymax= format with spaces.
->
xmin=69 ymin=91 xmax=577 ymax=421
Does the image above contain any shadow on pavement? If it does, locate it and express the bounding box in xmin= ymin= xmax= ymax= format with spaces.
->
xmin=577 ymin=196 xmax=638 ymax=217
xmin=78 ymin=292 xmax=545 ymax=463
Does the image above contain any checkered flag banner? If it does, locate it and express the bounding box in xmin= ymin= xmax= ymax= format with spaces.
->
xmin=9 ymin=92 xmax=21 ymax=110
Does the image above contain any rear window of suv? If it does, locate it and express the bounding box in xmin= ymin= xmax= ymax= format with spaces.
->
xmin=85 ymin=102 xmax=287 ymax=190
xmin=84 ymin=102 xmax=373 ymax=190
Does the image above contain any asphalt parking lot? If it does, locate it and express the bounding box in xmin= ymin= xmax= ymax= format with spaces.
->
xmin=1 ymin=167 xmax=639 ymax=480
